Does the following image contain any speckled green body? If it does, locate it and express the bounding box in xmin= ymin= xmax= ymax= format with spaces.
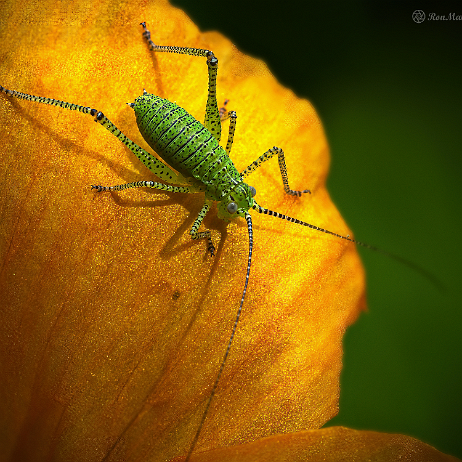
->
xmin=134 ymin=94 xmax=242 ymax=202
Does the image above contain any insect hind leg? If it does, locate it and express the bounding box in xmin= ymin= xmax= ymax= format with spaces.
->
xmin=140 ymin=22 xmax=222 ymax=144
xmin=240 ymin=146 xmax=311 ymax=197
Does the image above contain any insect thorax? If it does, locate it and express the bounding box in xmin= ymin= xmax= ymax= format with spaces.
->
xmin=133 ymin=93 xmax=242 ymax=202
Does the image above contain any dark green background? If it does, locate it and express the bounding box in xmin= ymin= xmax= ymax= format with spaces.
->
xmin=170 ymin=0 xmax=462 ymax=458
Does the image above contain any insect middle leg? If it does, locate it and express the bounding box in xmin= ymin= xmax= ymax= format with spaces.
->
xmin=240 ymin=146 xmax=311 ymax=196
xmin=217 ymin=99 xmax=238 ymax=155
xmin=140 ymin=22 xmax=222 ymax=143
xmin=92 ymin=181 xmax=215 ymax=255
xmin=219 ymin=99 xmax=230 ymax=121
xmin=91 ymin=181 xmax=191 ymax=194
xmin=224 ymin=110 xmax=237 ymax=156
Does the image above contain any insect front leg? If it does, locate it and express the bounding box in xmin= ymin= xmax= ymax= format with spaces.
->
xmin=140 ymin=22 xmax=222 ymax=143
xmin=190 ymin=199 xmax=215 ymax=256
xmin=240 ymin=146 xmax=311 ymax=197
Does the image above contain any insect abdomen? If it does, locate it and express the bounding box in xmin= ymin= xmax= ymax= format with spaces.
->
xmin=134 ymin=93 xmax=241 ymax=197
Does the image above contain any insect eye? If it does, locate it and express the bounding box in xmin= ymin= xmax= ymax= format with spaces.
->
xmin=227 ymin=202 xmax=238 ymax=214
xmin=249 ymin=185 xmax=256 ymax=197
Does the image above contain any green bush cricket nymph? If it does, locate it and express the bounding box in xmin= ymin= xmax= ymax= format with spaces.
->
xmin=0 ymin=22 xmax=440 ymax=461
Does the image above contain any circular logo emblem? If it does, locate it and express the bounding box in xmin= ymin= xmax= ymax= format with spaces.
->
xmin=412 ymin=10 xmax=426 ymax=23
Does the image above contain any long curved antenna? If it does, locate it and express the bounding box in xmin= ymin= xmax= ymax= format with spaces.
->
xmin=185 ymin=213 xmax=254 ymax=461
xmin=252 ymin=202 xmax=444 ymax=291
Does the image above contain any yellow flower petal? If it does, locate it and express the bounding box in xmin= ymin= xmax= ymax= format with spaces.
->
xmin=172 ymin=427 xmax=461 ymax=462
xmin=0 ymin=1 xmax=364 ymax=460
